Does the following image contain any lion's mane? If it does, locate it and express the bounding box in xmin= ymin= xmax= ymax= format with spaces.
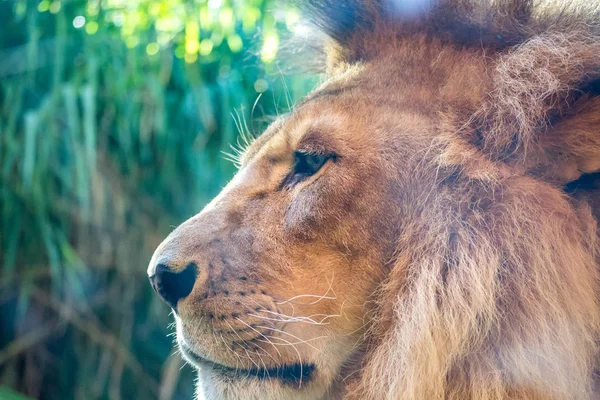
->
xmin=298 ymin=1 xmax=600 ymax=398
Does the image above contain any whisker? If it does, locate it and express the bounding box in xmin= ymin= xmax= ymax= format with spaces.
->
xmin=276 ymin=64 xmax=294 ymax=112
xmin=258 ymin=309 xmax=341 ymax=324
xmin=241 ymin=294 xmax=340 ymax=326
xmin=234 ymin=317 xmax=283 ymax=359
xmin=248 ymin=312 xmax=335 ymax=325
xmin=275 ymin=277 xmax=337 ymax=305
xmin=219 ymin=325 xmax=245 ymax=374
xmin=254 ymin=325 xmax=323 ymax=352
xmin=257 ymin=335 xmax=328 ymax=346
xmin=260 ymin=333 xmax=305 ymax=387
xmin=250 ymin=93 xmax=263 ymax=125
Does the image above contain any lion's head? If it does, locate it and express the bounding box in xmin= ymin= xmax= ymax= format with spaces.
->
xmin=148 ymin=1 xmax=600 ymax=399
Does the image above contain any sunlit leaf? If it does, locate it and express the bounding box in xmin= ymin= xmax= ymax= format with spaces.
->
xmin=185 ymin=52 xmax=198 ymax=63
xmin=227 ymin=34 xmax=243 ymax=53
xmin=146 ymin=42 xmax=160 ymax=55
xmin=185 ymin=38 xmax=199 ymax=54
xmin=49 ymin=1 xmax=61 ymax=14
xmin=260 ymin=31 xmax=279 ymax=63
xmin=199 ymin=38 xmax=213 ymax=56
xmin=219 ymin=7 xmax=234 ymax=32
xmin=38 ymin=0 xmax=50 ymax=12
xmin=285 ymin=8 xmax=301 ymax=30
xmin=85 ymin=20 xmax=98 ymax=34
xmin=125 ymin=35 xmax=139 ymax=48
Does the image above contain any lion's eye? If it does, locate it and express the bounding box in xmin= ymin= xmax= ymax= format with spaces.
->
xmin=281 ymin=151 xmax=331 ymax=188
xmin=294 ymin=151 xmax=329 ymax=176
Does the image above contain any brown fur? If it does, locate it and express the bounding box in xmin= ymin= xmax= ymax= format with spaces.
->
xmin=148 ymin=1 xmax=600 ymax=399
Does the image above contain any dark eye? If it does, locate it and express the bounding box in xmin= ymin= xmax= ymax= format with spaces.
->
xmin=280 ymin=151 xmax=332 ymax=189
xmin=294 ymin=151 xmax=329 ymax=176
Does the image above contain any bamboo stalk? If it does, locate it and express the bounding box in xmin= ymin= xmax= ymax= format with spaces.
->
xmin=0 ymin=324 xmax=60 ymax=366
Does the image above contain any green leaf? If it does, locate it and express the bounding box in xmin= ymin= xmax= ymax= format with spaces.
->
xmin=21 ymin=111 xmax=38 ymax=188
xmin=0 ymin=386 xmax=36 ymax=400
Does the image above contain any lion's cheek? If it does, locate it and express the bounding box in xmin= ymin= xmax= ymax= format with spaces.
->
xmin=282 ymin=195 xmax=324 ymax=240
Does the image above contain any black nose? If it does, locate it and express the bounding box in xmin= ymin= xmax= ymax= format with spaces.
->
xmin=149 ymin=262 xmax=197 ymax=310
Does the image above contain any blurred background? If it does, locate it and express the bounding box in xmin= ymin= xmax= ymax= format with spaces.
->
xmin=0 ymin=0 xmax=318 ymax=398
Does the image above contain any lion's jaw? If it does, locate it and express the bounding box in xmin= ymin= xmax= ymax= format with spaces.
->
xmin=176 ymin=316 xmax=360 ymax=400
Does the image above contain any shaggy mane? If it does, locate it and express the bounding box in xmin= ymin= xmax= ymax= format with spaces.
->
xmin=293 ymin=1 xmax=600 ymax=399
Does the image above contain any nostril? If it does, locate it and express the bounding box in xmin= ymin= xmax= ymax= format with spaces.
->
xmin=149 ymin=262 xmax=197 ymax=311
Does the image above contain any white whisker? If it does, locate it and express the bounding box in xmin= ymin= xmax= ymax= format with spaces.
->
xmin=255 ymin=325 xmax=323 ymax=353
xmin=234 ymin=317 xmax=283 ymax=359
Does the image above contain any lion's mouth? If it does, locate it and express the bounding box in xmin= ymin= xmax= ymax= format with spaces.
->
xmin=180 ymin=343 xmax=316 ymax=386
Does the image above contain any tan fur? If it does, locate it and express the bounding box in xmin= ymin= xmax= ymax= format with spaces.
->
xmin=149 ymin=1 xmax=600 ymax=399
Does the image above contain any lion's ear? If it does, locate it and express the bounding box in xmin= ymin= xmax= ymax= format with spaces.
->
xmin=297 ymin=0 xmax=379 ymax=74
xmin=468 ymin=32 xmax=600 ymax=184
xmin=296 ymin=0 xmax=567 ymax=74
xmin=297 ymin=0 xmax=440 ymax=74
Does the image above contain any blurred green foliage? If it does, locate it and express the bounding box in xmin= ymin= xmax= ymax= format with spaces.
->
xmin=0 ymin=0 xmax=318 ymax=398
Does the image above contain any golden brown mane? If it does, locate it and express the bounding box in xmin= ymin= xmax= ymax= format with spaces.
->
xmin=297 ymin=1 xmax=600 ymax=398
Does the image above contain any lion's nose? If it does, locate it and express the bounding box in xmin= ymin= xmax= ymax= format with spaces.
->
xmin=149 ymin=262 xmax=197 ymax=310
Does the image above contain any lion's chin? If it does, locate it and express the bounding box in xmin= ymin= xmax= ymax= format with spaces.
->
xmin=181 ymin=342 xmax=316 ymax=384
xmin=180 ymin=342 xmax=327 ymax=400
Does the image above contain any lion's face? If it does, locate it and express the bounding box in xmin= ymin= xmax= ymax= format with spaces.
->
xmin=148 ymin=65 xmax=437 ymax=399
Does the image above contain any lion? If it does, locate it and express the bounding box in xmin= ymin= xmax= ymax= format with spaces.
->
xmin=147 ymin=1 xmax=600 ymax=399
